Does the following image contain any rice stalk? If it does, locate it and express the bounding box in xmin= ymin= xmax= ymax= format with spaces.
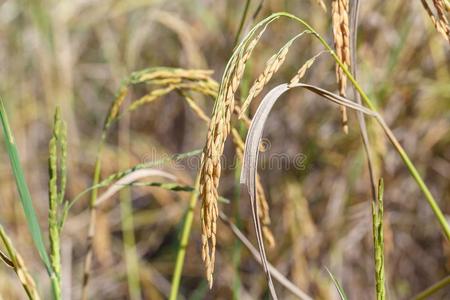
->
xmin=349 ymin=0 xmax=378 ymax=203
xmin=332 ymin=0 xmax=351 ymax=134
xmin=372 ymin=179 xmax=386 ymax=300
xmin=0 ymin=225 xmax=41 ymax=300
xmin=81 ymin=67 xmax=219 ymax=298
xmin=420 ymin=0 xmax=450 ymax=42
xmin=199 ymin=11 xmax=448 ymax=292
xmin=312 ymin=0 xmax=327 ymax=12
xmin=181 ymin=92 xmax=211 ymax=123
xmin=238 ymin=12 xmax=450 ymax=241
xmin=169 ymin=176 xmax=201 ymax=300
xmin=174 ymin=83 xmax=276 ymax=296
xmin=234 ymin=0 xmax=252 ymax=45
xmin=199 ymin=15 xmax=288 ymax=288
xmin=240 ymin=81 xmax=448 ymax=297
xmin=48 ymin=107 xmax=68 ymax=300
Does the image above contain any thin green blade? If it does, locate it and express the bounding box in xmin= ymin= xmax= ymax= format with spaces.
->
xmin=0 ymin=97 xmax=52 ymax=273
xmin=325 ymin=267 xmax=349 ymax=300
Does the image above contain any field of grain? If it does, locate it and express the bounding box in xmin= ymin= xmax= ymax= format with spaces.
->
xmin=0 ymin=1 xmax=449 ymax=299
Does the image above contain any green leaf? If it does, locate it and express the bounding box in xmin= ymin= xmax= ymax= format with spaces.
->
xmin=0 ymin=97 xmax=52 ymax=274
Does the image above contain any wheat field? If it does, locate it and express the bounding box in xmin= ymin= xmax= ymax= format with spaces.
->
xmin=0 ymin=0 xmax=449 ymax=299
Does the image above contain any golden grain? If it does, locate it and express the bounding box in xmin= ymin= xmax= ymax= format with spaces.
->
xmin=240 ymin=45 xmax=291 ymax=115
xmin=289 ymin=51 xmax=327 ymax=87
xmin=421 ymin=0 xmax=450 ymax=42
xmin=199 ymin=26 xmax=270 ymax=286
xmin=332 ymin=0 xmax=351 ymax=134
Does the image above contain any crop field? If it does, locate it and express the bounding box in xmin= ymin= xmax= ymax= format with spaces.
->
xmin=0 ymin=0 xmax=449 ymax=299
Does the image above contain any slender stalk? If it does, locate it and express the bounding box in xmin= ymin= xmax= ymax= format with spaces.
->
xmin=120 ymin=181 xmax=141 ymax=300
xmin=234 ymin=0 xmax=251 ymax=45
xmin=232 ymin=147 xmax=243 ymax=299
xmin=0 ymin=97 xmax=60 ymax=299
xmin=48 ymin=107 xmax=66 ymax=300
xmin=169 ymin=175 xmax=201 ymax=300
xmin=219 ymin=213 xmax=313 ymax=300
xmin=325 ymin=267 xmax=349 ymax=300
xmin=413 ymin=275 xmax=450 ymax=300
xmin=119 ymin=104 xmax=142 ymax=300
xmin=372 ymin=179 xmax=386 ymax=300
xmin=81 ymin=133 xmax=106 ymax=300
xmin=349 ymin=0 xmax=378 ymax=201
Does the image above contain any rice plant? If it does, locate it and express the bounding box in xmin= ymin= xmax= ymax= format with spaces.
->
xmin=0 ymin=1 xmax=449 ymax=299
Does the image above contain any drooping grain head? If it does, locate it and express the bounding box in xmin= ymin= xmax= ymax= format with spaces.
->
xmin=199 ymin=23 xmax=271 ymax=288
xmin=421 ymin=0 xmax=450 ymax=42
xmin=240 ymin=31 xmax=310 ymax=117
xmin=331 ymin=0 xmax=351 ymax=134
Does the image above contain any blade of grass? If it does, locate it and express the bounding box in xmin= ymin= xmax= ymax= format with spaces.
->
xmin=169 ymin=175 xmax=200 ymax=300
xmin=413 ymin=275 xmax=450 ymax=300
xmin=325 ymin=267 xmax=349 ymax=300
xmin=0 ymin=97 xmax=51 ymax=272
xmin=0 ymin=96 xmax=60 ymax=299
xmin=349 ymin=0 xmax=378 ymax=201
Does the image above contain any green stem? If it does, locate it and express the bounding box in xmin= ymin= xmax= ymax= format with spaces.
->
xmin=119 ymin=112 xmax=142 ymax=300
xmin=81 ymin=132 xmax=107 ymax=300
xmin=372 ymin=179 xmax=385 ymax=300
xmin=120 ymin=191 xmax=142 ymax=300
xmin=169 ymin=176 xmax=200 ymax=300
xmin=89 ymin=133 xmax=107 ymax=207
xmin=413 ymin=275 xmax=450 ymax=300
xmin=50 ymin=273 xmax=61 ymax=300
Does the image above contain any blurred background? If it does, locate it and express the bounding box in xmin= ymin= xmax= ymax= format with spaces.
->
xmin=0 ymin=0 xmax=449 ymax=299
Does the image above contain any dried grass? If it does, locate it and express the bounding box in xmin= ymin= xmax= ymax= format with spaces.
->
xmin=421 ymin=0 xmax=450 ymax=42
xmin=231 ymin=128 xmax=275 ymax=248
